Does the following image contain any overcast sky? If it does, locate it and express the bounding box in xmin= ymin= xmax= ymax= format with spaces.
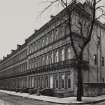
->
xmin=0 ymin=0 xmax=105 ymax=59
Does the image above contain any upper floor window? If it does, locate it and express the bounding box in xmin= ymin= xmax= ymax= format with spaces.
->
xmin=55 ymin=51 xmax=59 ymax=63
xmin=46 ymin=36 xmax=49 ymax=45
xmin=46 ymin=55 xmax=49 ymax=65
xmin=61 ymin=48 xmax=65 ymax=61
xmin=102 ymin=56 xmax=104 ymax=66
xmin=38 ymin=40 xmax=41 ymax=49
xmin=51 ymin=52 xmax=53 ymax=64
xmin=67 ymin=47 xmax=72 ymax=59
xmin=65 ymin=24 xmax=70 ymax=36
xmin=59 ymin=24 xmax=65 ymax=38
xmin=42 ymin=56 xmax=45 ymax=66
xmin=55 ymin=28 xmax=59 ymax=40
xmin=42 ymin=38 xmax=45 ymax=47
xmin=50 ymin=31 xmax=53 ymax=43
xmin=93 ymin=54 xmax=97 ymax=65
xmin=33 ymin=42 xmax=36 ymax=51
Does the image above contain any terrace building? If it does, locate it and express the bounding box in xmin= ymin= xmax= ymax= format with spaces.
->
xmin=0 ymin=1 xmax=105 ymax=97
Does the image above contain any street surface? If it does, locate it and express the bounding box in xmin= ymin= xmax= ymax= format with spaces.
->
xmin=1 ymin=91 xmax=105 ymax=105
xmin=0 ymin=92 xmax=61 ymax=105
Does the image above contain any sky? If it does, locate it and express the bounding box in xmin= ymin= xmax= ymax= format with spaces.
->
xmin=0 ymin=0 xmax=105 ymax=59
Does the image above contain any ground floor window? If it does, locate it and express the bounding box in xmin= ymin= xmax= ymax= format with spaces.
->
xmin=27 ymin=71 xmax=73 ymax=90
xmin=45 ymin=75 xmax=48 ymax=88
xmin=67 ymin=73 xmax=71 ymax=88
xmin=31 ymin=76 xmax=35 ymax=88
xmin=61 ymin=73 xmax=65 ymax=88
xmin=50 ymin=75 xmax=53 ymax=88
xmin=54 ymin=74 xmax=59 ymax=89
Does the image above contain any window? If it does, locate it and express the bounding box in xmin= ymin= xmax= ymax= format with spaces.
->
xmin=46 ymin=36 xmax=49 ymax=45
xmin=45 ymin=75 xmax=48 ymax=88
xmin=33 ymin=42 xmax=36 ymax=51
xmin=61 ymin=48 xmax=65 ymax=61
xmin=67 ymin=73 xmax=71 ymax=88
xmin=51 ymin=52 xmax=53 ymax=64
xmin=56 ymin=79 xmax=58 ymax=88
xmin=46 ymin=55 xmax=49 ymax=65
xmin=42 ymin=38 xmax=45 ymax=47
xmin=55 ymin=51 xmax=59 ymax=63
xmin=94 ymin=54 xmax=97 ymax=65
xmin=51 ymin=31 xmax=53 ymax=42
xmin=36 ymin=41 xmax=38 ymax=51
xmin=55 ymin=28 xmax=59 ymax=40
xmin=61 ymin=74 xmax=65 ymax=88
xmin=37 ymin=76 xmax=40 ymax=88
xmin=40 ymin=76 xmax=43 ymax=89
xmin=42 ymin=56 xmax=45 ymax=66
xmin=31 ymin=76 xmax=35 ymax=88
xmin=59 ymin=24 xmax=65 ymax=38
xmin=54 ymin=74 xmax=59 ymax=88
xmin=50 ymin=75 xmax=53 ymax=88
xmin=67 ymin=47 xmax=72 ymax=59
xmin=36 ymin=58 xmax=38 ymax=68
xmin=49 ymin=52 xmax=52 ymax=64
xmin=34 ymin=77 xmax=37 ymax=88
xmin=102 ymin=56 xmax=104 ymax=66
xmin=65 ymin=24 xmax=70 ymax=35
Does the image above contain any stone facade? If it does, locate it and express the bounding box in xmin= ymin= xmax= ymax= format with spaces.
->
xmin=0 ymin=2 xmax=105 ymax=97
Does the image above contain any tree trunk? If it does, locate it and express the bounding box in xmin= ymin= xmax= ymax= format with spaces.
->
xmin=77 ymin=56 xmax=83 ymax=101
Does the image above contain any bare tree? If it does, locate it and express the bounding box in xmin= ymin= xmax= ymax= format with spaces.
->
xmin=41 ymin=0 xmax=104 ymax=101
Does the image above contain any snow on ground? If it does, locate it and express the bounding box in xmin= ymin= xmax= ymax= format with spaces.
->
xmin=0 ymin=90 xmax=105 ymax=104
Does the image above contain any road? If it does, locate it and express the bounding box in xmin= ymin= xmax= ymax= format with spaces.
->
xmin=0 ymin=92 xmax=105 ymax=105
xmin=0 ymin=92 xmax=62 ymax=105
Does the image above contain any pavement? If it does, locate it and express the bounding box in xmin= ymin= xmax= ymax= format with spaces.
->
xmin=0 ymin=90 xmax=105 ymax=104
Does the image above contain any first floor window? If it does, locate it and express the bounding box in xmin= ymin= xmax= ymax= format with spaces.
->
xmin=102 ymin=56 xmax=104 ymax=66
xmin=93 ymin=54 xmax=97 ymax=65
xmin=61 ymin=48 xmax=65 ymax=61
xmin=67 ymin=47 xmax=72 ymax=59
xmin=55 ymin=51 xmax=59 ymax=63
xmin=46 ymin=55 xmax=49 ymax=65
xmin=51 ymin=52 xmax=53 ymax=64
